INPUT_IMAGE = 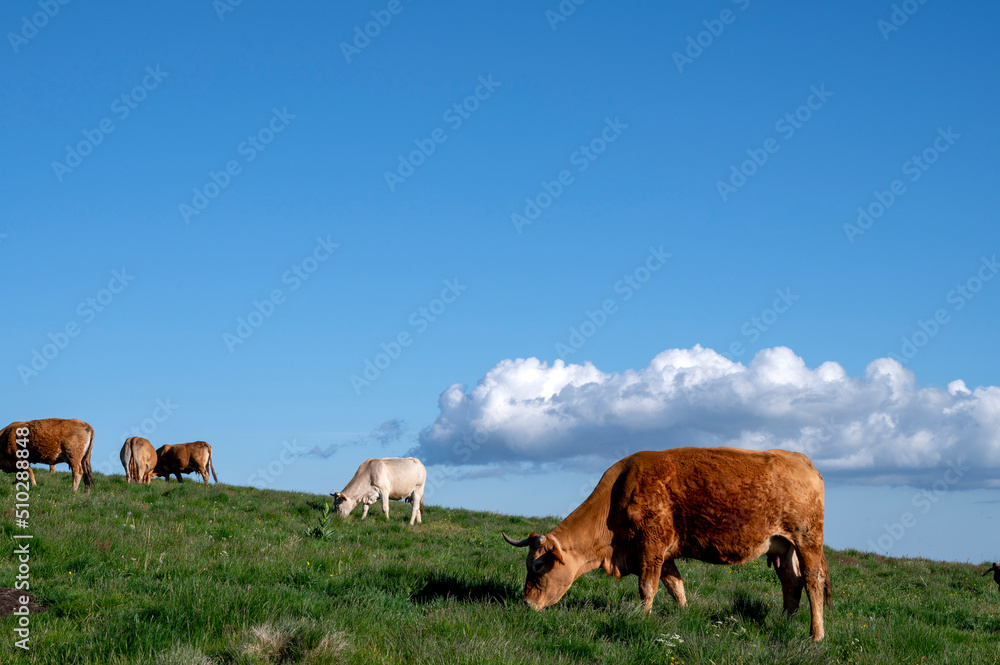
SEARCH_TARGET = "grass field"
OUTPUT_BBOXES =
[1,470,999,664]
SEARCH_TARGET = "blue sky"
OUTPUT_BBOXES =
[3,1,999,563]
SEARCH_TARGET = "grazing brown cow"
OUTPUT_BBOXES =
[153,441,218,485]
[983,563,1000,592]
[120,437,157,484]
[504,447,831,641]
[0,418,95,492]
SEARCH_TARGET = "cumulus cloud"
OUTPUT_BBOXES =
[413,346,1000,487]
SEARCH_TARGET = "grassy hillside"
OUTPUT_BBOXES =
[1,471,999,664]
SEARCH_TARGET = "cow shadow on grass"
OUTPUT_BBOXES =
[411,574,519,605]
[710,590,771,628]
[560,595,618,612]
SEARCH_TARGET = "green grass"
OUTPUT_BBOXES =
[2,471,1000,664]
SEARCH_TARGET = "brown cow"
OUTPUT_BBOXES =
[154,441,218,485]
[983,563,1000,592]
[503,447,831,641]
[0,418,95,492]
[120,437,157,484]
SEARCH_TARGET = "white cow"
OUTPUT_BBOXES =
[331,457,426,525]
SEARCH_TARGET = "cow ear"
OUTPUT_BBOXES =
[544,535,566,565]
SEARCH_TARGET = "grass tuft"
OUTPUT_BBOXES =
[153,644,217,665]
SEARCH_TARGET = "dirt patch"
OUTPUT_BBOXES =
[0,589,47,619]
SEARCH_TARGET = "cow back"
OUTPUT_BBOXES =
[343,457,426,501]
[606,448,823,565]
[1,418,93,466]
[156,441,210,474]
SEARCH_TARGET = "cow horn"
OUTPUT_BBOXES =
[502,532,534,547]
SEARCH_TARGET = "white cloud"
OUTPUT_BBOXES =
[414,346,1000,487]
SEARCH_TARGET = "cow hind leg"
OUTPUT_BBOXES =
[660,559,687,607]
[768,537,805,615]
[777,557,805,615]
[796,545,828,642]
[409,489,423,525]
[70,462,84,492]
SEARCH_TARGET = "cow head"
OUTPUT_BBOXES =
[330,491,356,515]
[503,531,574,610]
[152,445,171,476]
[331,491,374,516]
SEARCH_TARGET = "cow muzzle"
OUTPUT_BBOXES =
[522,585,552,611]
[524,591,561,611]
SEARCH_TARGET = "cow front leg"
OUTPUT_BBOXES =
[361,502,370,519]
[639,554,666,613]
[27,467,37,487]
[175,473,183,483]
[660,559,687,607]
[382,493,390,520]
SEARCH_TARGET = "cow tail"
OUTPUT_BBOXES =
[82,425,95,492]
[820,550,832,606]
[128,442,139,483]
[209,448,218,483]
